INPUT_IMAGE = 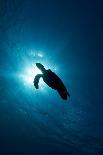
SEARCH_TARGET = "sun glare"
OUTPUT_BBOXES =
[19,66,43,87]
[18,50,58,90]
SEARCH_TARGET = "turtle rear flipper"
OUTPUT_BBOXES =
[57,88,69,100]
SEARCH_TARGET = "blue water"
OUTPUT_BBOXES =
[0,0,103,154]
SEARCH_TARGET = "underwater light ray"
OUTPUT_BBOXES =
[17,50,58,91]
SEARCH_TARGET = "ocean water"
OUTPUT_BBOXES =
[0,0,103,154]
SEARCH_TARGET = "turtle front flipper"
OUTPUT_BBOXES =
[33,74,43,89]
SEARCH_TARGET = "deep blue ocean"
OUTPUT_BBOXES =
[0,0,103,154]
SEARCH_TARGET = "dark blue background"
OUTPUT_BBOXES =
[0,0,103,154]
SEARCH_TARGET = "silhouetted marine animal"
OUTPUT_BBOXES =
[33,63,70,100]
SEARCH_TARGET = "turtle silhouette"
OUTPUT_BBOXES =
[33,63,70,100]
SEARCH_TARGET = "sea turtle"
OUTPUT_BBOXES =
[33,63,70,100]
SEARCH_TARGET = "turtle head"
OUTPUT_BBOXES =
[36,63,46,73]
